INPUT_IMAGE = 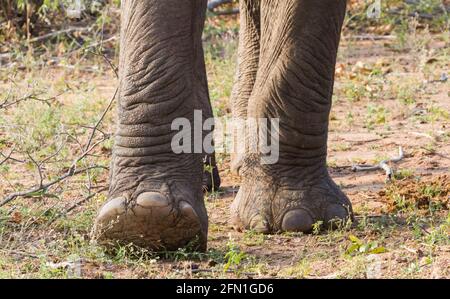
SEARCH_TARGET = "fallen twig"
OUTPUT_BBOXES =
[351,146,405,181]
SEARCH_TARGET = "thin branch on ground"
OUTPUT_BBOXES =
[83,43,119,152]
[0,91,64,110]
[0,165,108,208]
[351,146,405,181]
[39,138,68,165]
[83,87,117,154]
[78,125,110,140]
[28,26,92,43]
[0,146,15,166]
[47,186,108,225]
[88,46,119,78]
[0,81,118,208]
[26,151,44,188]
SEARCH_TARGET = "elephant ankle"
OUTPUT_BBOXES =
[240,153,329,185]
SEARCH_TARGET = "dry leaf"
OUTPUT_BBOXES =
[11,211,22,224]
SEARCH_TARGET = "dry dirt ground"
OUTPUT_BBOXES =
[0,25,449,278]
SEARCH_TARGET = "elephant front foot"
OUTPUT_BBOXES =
[231,166,353,234]
[93,182,207,251]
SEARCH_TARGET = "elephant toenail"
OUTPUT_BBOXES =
[281,209,314,233]
[97,197,126,220]
[179,201,198,220]
[134,192,172,217]
[325,204,349,227]
[249,215,269,233]
[136,192,169,208]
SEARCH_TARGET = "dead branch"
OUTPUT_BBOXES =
[0,27,118,212]
[26,151,44,187]
[67,188,108,214]
[89,46,119,78]
[83,44,118,152]
[47,186,108,225]
[0,91,64,110]
[0,86,118,208]
[0,147,15,166]
[0,165,108,208]
[28,26,92,43]
[0,152,23,164]
[351,146,405,181]
[83,88,117,154]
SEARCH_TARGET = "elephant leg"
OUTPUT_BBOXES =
[231,0,353,233]
[93,0,209,251]
[230,0,261,174]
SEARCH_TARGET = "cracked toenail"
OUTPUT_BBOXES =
[282,209,314,233]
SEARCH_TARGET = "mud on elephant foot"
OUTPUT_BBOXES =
[231,162,353,234]
[92,181,208,252]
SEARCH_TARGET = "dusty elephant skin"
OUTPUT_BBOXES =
[92,0,212,251]
[93,0,353,251]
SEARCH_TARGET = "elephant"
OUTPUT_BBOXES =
[92,0,353,252]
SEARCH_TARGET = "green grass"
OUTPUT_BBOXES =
[365,104,389,130]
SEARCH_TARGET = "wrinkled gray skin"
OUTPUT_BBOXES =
[93,0,353,252]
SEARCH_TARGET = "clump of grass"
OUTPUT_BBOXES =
[365,104,388,130]
[343,81,367,102]
[381,175,449,213]
[242,230,266,246]
[393,169,415,180]
[345,234,387,256]
[279,259,311,278]
[388,79,419,105]
[223,238,247,274]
